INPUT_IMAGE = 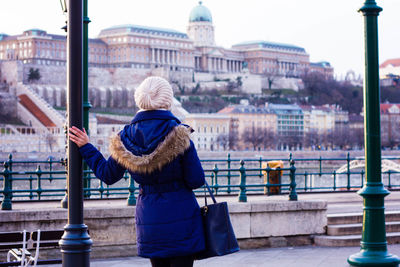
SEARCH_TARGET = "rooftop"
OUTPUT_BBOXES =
[99,24,188,39]
[232,40,306,53]
[218,104,272,114]
[381,103,400,114]
[380,58,400,68]
[310,61,332,68]
[189,1,213,23]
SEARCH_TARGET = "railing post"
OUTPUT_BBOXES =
[36,165,42,200]
[227,153,231,194]
[348,0,399,265]
[213,164,219,195]
[265,163,271,195]
[1,162,12,210]
[106,184,110,197]
[29,175,34,200]
[319,156,322,176]
[333,171,337,191]
[48,157,53,183]
[61,158,68,209]
[127,173,136,206]
[289,159,297,201]
[7,154,13,200]
[238,160,247,202]
[99,182,104,199]
[304,171,308,192]
[347,152,351,190]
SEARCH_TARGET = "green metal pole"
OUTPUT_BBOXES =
[83,0,92,198]
[348,1,400,266]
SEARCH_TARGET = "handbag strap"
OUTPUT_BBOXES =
[203,181,217,205]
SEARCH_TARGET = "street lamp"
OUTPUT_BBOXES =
[59,0,67,32]
[59,0,67,13]
[348,0,400,266]
[58,0,92,266]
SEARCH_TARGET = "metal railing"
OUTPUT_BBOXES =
[1,153,400,210]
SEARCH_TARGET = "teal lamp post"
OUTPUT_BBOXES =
[348,0,400,266]
[59,0,92,200]
[82,0,92,198]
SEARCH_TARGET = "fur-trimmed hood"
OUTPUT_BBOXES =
[109,110,192,174]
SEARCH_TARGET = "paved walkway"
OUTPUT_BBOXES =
[41,245,400,267]
[9,191,400,266]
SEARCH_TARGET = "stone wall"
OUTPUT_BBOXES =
[0,61,23,85]
[0,92,17,118]
[0,199,327,259]
[23,63,66,85]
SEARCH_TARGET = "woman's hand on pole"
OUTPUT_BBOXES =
[69,126,89,148]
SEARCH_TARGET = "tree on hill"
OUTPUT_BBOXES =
[300,71,363,114]
[28,68,41,82]
[263,68,280,90]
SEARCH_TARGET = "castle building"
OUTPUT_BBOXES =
[0,1,332,85]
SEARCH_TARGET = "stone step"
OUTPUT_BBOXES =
[327,221,400,236]
[314,232,400,247]
[328,211,400,225]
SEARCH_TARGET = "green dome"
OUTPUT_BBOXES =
[189,1,212,22]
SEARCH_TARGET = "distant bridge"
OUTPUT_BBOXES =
[335,158,400,174]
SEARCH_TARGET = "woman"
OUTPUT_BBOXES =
[69,76,205,267]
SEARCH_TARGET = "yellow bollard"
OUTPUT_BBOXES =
[262,161,283,195]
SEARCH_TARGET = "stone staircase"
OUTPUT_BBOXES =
[15,83,65,128]
[314,211,400,246]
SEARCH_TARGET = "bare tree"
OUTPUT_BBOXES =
[351,127,364,149]
[242,126,265,150]
[263,64,280,90]
[330,125,352,150]
[304,129,324,150]
[262,128,276,150]
[228,130,239,151]
[216,133,229,150]
[45,133,57,152]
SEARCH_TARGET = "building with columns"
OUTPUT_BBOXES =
[0,1,332,87]
[97,25,195,73]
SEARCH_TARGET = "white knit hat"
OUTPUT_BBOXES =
[134,76,174,110]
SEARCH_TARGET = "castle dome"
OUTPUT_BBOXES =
[189,1,212,22]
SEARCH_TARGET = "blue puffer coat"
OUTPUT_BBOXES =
[79,110,206,258]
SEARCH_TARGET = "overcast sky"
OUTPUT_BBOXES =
[1,0,399,78]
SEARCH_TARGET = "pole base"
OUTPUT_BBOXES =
[59,224,92,267]
[348,250,400,266]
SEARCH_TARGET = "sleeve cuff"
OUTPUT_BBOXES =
[79,143,96,155]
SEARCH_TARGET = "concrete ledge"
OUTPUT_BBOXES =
[0,200,327,259]
[228,200,327,239]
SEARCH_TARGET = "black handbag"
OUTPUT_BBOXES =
[196,181,240,259]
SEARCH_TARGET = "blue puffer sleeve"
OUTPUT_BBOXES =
[79,143,126,185]
[182,140,205,189]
